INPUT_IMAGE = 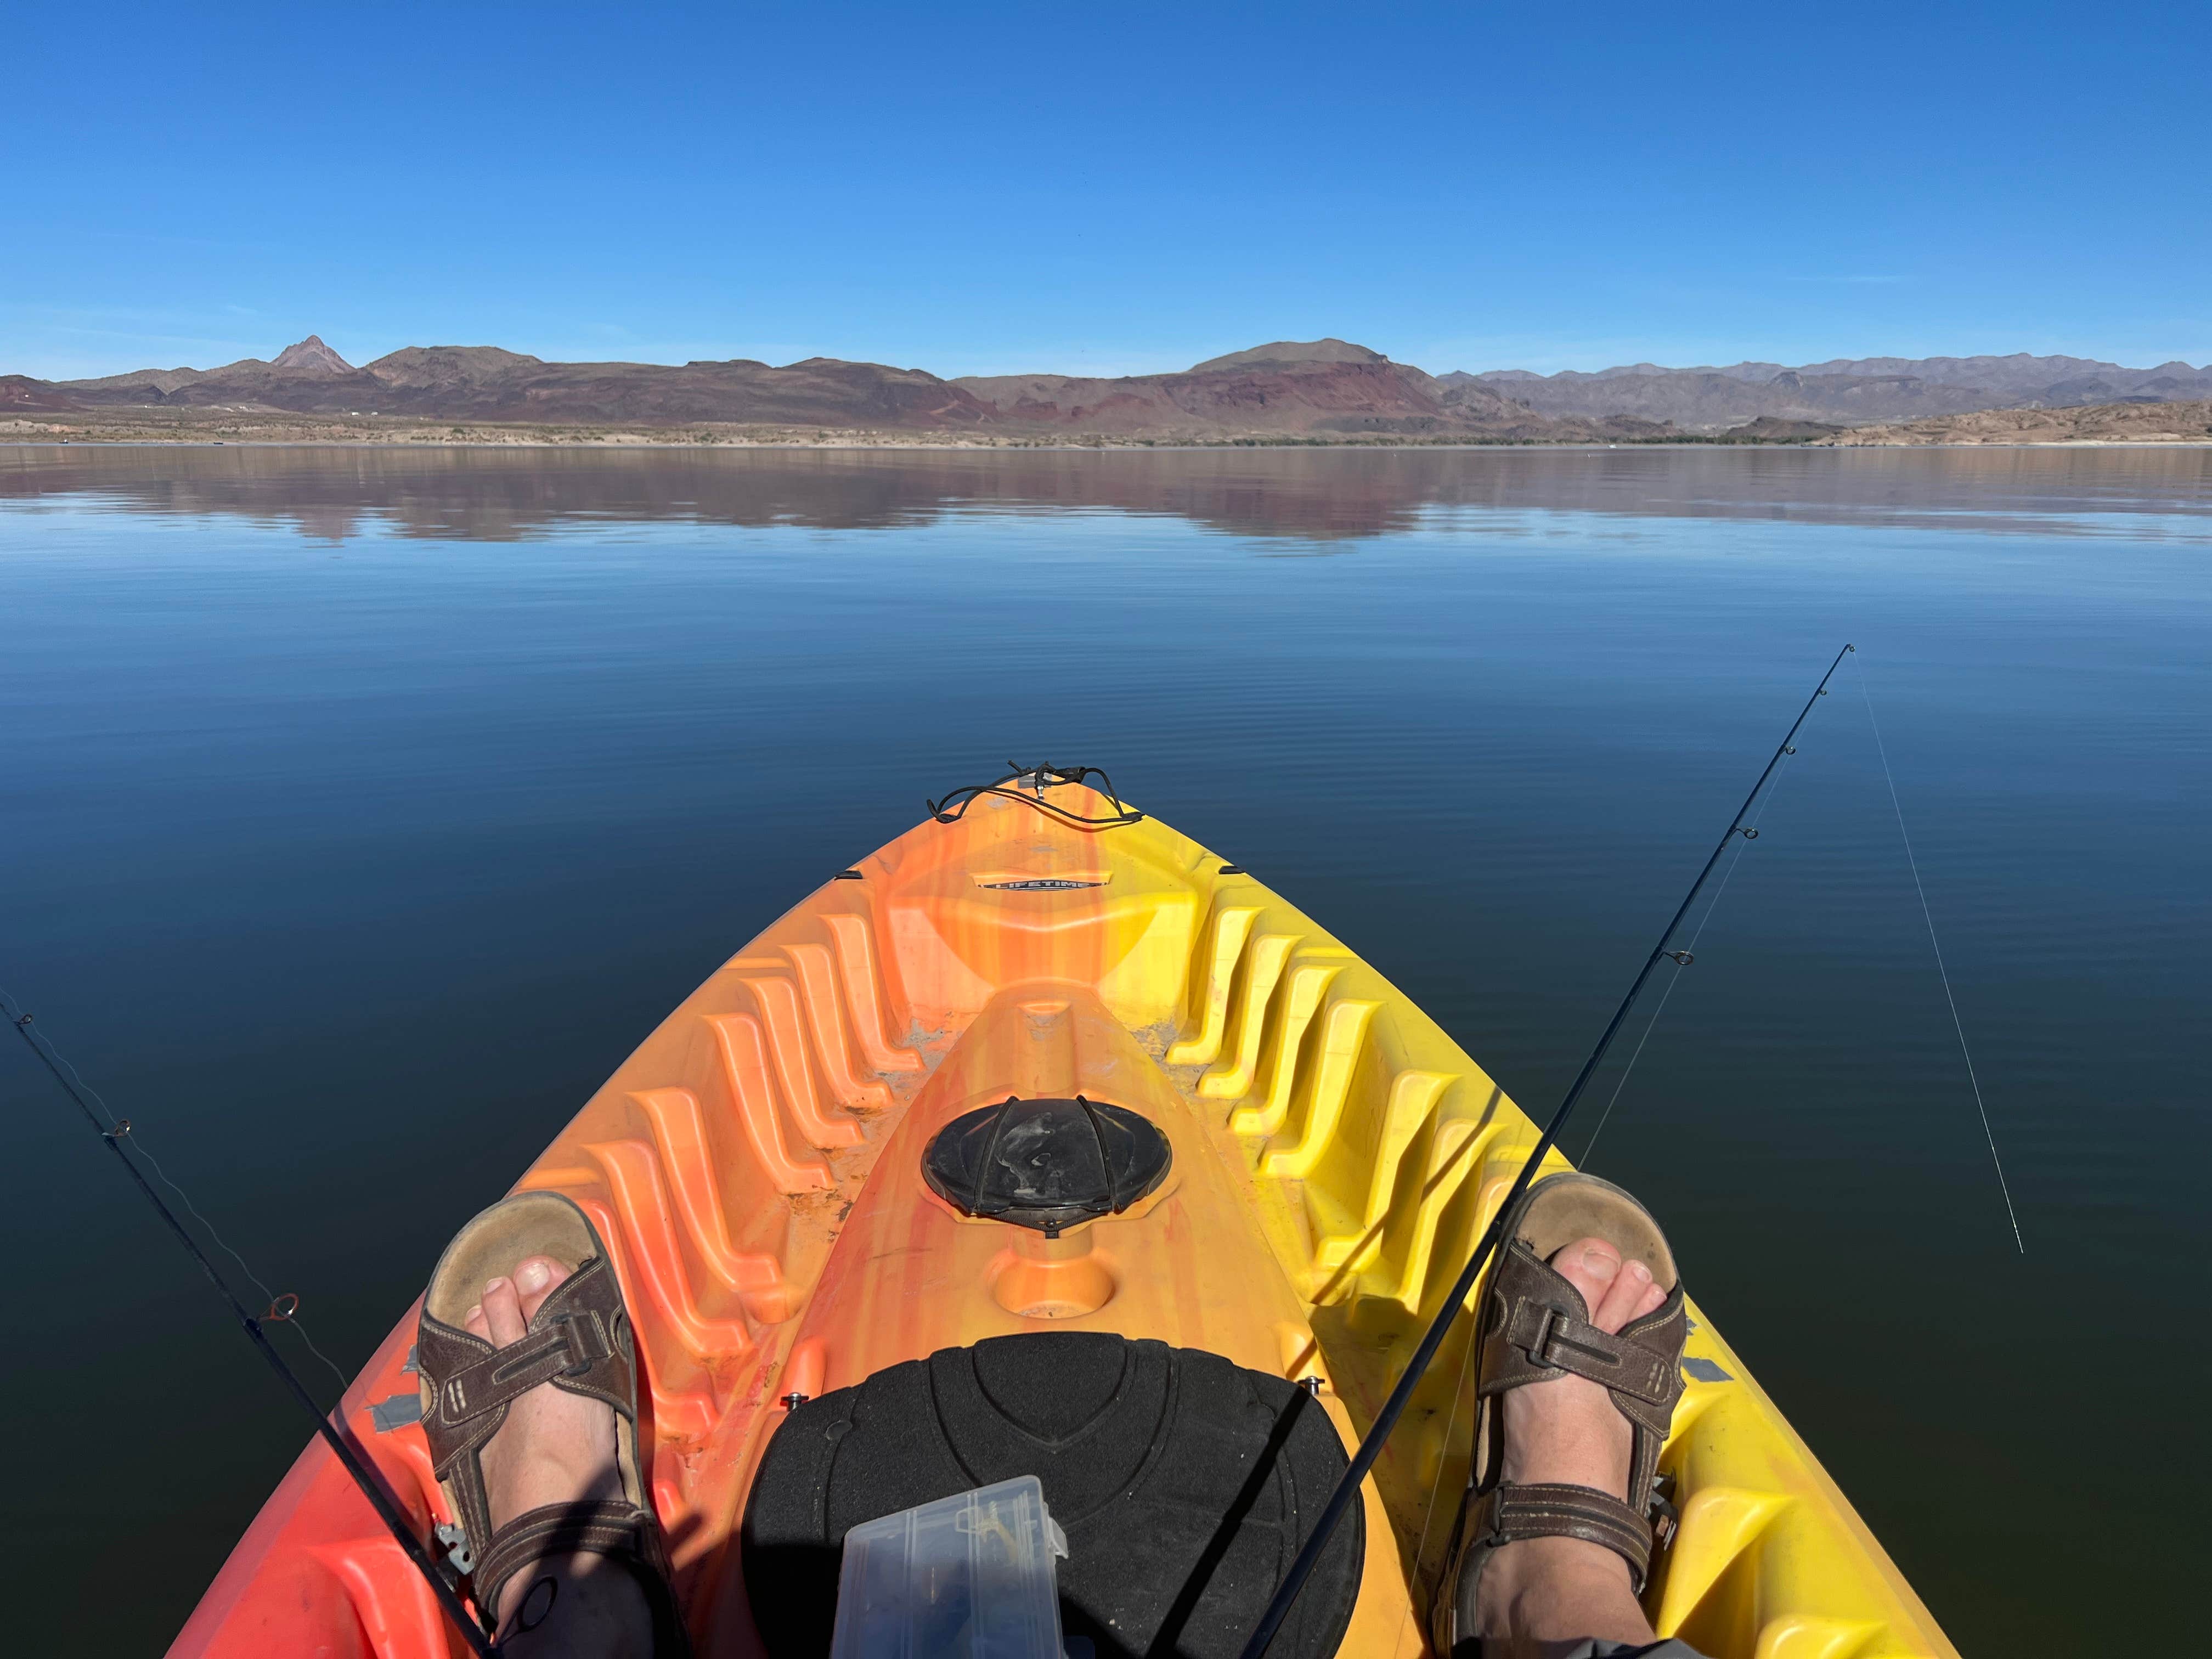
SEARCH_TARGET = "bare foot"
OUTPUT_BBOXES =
[464,1255,652,1654]
[1477,1235,1669,1658]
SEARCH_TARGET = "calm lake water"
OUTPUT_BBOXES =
[3,444,2207,1654]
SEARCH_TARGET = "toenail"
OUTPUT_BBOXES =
[515,1260,551,1293]
[466,1305,482,1324]
[1626,1260,1651,1284]
[484,1277,508,1296]
[1581,1244,1619,1278]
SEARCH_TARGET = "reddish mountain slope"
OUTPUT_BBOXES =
[29,334,1623,438]
[52,340,1001,429]
[270,335,356,375]
[2,375,82,412]
[956,340,1552,437]
[26,335,2212,439]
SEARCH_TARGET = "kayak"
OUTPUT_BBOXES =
[173,773,1957,1658]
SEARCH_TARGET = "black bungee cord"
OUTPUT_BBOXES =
[927,761,1145,827]
[1234,643,1855,1659]
[4,991,500,1657]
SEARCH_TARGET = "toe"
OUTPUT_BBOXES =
[464,1303,488,1340]
[1593,1256,1667,1332]
[1548,1237,1623,1318]
[511,1255,572,1323]
[481,1276,527,1345]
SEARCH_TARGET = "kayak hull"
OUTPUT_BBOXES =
[173,782,1957,1658]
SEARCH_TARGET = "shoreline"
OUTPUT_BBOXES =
[7,435,2210,453]
[8,400,2211,453]
[0,416,1787,451]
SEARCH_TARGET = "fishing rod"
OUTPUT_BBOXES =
[1236,642,1855,1659]
[4,994,501,1657]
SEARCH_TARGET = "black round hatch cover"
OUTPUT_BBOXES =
[923,1095,1171,1235]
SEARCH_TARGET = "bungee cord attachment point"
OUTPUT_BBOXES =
[927,761,1145,828]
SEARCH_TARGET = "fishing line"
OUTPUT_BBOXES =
[1235,644,1855,1659]
[1578,742,1799,1165]
[0,989,353,1393]
[3,985,500,1656]
[1854,658,2025,1254]
[1406,1295,1482,1618]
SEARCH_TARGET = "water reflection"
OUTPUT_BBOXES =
[2,442,2209,1656]
[4,442,2209,543]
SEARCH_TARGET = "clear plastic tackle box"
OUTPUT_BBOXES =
[830,1475,1071,1659]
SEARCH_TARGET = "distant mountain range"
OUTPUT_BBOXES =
[14,336,2210,439]
[28,336,1624,440]
[1445,354,2212,428]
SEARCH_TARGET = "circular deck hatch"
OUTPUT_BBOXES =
[923,1095,1170,1235]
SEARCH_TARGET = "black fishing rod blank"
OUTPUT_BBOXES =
[1235,643,1855,1659]
[5,997,500,1657]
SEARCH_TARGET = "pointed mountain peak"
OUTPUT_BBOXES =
[272,335,355,375]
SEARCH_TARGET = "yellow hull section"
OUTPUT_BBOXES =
[174,783,1956,1659]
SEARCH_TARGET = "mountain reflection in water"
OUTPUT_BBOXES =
[5,442,2211,544]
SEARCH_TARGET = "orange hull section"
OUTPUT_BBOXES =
[173,782,1955,1659]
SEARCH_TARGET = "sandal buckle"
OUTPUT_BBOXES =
[555,1312,611,1376]
[1521,1304,1559,1368]
[435,1520,476,1576]
[1650,1472,1680,1552]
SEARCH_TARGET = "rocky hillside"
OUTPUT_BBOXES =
[951,340,1607,439]
[53,337,1001,430]
[25,336,1657,441]
[1816,398,2212,446]
[1448,353,2212,432]
[17,336,2210,442]
[2,375,80,413]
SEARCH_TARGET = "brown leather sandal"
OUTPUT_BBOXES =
[1431,1172,1688,1657]
[416,1190,689,1652]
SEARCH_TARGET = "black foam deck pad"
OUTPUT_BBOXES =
[741,1332,1362,1659]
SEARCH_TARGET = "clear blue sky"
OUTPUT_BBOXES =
[7,1,2205,381]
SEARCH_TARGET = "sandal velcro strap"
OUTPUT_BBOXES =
[1480,1240,1688,1444]
[419,1252,636,1481]
[1471,1480,1655,1591]
[431,1307,617,1430]
[1505,1294,1681,1407]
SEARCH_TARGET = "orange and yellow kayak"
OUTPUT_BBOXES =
[174,776,1957,1658]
